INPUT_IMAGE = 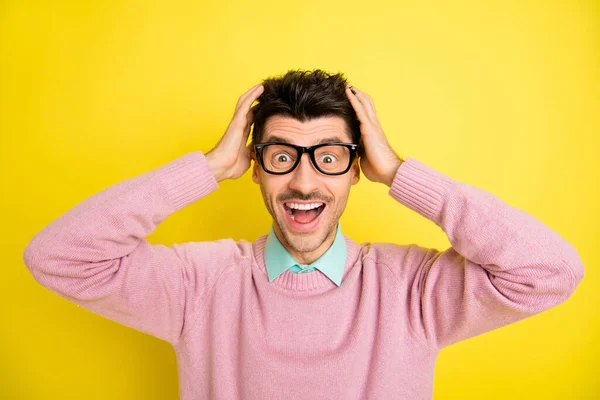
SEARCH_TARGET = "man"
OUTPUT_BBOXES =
[23,69,584,399]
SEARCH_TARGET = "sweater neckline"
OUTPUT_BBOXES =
[252,233,362,291]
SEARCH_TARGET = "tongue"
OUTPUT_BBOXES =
[293,208,320,224]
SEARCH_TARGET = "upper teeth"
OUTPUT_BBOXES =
[286,202,323,210]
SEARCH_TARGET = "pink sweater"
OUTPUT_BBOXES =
[23,151,584,399]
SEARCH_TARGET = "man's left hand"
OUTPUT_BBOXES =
[345,84,404,187]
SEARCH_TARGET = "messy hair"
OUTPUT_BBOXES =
[251,69,361,145]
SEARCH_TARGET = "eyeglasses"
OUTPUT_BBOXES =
[254,142,359,175]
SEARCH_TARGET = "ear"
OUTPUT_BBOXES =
[251,151,261,184]
[350,158,360,185]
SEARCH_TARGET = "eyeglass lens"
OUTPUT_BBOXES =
[262,144,351,174]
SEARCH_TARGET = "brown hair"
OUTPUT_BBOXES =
[251,69,361,145]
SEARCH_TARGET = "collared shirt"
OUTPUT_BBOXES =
[25,150,585,399]
[263,221,347,286]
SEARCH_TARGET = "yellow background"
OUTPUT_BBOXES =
[2,0,598,398]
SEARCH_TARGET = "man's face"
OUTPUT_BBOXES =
[251,115,360,257]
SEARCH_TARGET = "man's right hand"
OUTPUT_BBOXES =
[205,83,264,182]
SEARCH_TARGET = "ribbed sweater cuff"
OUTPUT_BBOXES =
[388,157,452,225]
[154,151,219,212]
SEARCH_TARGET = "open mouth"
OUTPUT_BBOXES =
[283,202,326,226]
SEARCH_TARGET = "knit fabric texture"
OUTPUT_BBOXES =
[23,151,585,399]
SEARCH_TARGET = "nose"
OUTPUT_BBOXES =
[287,152,321,194]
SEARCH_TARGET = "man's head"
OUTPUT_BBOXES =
[250,69,361,263]
[251,69,361,145]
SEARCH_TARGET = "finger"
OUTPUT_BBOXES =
[234,86,263,127]
[242,104,259,135]
[358,87,375,109]
[349,85,373,107]
[242,114,252,140]
[235,84,264,114]
[345,85,369,122]
[230,99,259,147]
[235,83,261,111]
[349,86,376,119]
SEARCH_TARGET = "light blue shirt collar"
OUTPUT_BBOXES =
[264,221,347,287]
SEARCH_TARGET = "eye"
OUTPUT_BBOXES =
[273,153,292,163]
[319,154,337,164]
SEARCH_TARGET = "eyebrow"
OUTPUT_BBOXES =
[263,135,347,145]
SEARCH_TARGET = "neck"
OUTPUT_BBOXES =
[274,223,337,265]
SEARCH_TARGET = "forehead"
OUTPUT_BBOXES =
[262,115,352,145]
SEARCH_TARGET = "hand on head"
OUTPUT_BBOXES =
[205,81,403,187]
[344,84,404,187]
[206,83,264,182]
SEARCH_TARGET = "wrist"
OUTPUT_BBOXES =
[384,158,404,188]
[205,151,228,183]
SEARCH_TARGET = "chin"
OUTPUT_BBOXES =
[276,214,334,253]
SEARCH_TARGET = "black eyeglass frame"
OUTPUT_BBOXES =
[253,142,359,176]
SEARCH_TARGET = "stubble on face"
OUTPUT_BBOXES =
[259,182,351,258]
[252,115,359,264]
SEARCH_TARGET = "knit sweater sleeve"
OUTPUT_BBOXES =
[388,158,585,351]
[22,151,230,347]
